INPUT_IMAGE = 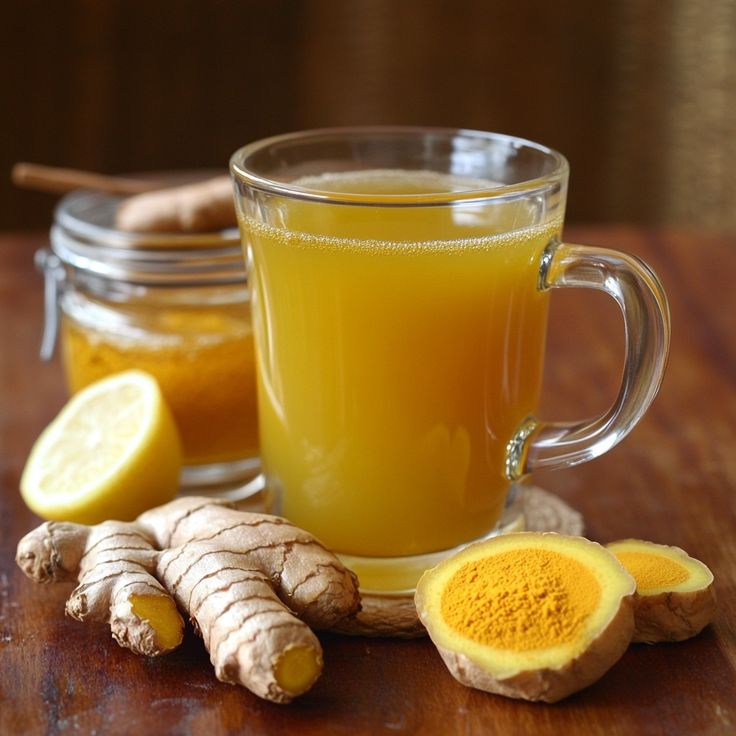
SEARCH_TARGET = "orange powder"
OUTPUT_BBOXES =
[440,548,602,651]
[612,551,689,592]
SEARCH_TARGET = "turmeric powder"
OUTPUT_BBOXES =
[611,550,688,592]
[607,539,716,643]
[440,549,601,651]
[415,532,636,702]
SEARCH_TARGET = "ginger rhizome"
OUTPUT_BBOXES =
[415,532,637,703]
[115,176,236,233]
[12,162,237,234]
[16,496,361,703]
[607,539,716,644]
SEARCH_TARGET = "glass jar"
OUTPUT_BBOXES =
[37,189,261,495]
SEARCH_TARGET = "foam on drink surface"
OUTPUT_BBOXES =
[244,169,559,255]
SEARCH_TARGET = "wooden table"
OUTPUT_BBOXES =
[1,227,734,735]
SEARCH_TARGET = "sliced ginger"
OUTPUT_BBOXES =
[607,539,716,644]
[16,496,361,703]
[415,532,636,703]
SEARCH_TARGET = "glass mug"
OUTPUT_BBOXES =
[230,127,670,594]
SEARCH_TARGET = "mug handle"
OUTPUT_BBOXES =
[505,238,671,479]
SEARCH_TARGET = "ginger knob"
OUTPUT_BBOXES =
[114,175,236,233]
[415,532,637,703]
[607,539,716,644]
[16,496,362,703]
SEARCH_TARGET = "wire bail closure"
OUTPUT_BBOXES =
[35,248,65,361]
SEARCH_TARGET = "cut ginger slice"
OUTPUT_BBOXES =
[607,539,716,644]
[415,532,637,703]
[129,594,184,652]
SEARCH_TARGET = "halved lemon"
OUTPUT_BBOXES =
[20,370,182,524]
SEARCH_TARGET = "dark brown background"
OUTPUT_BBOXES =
[3,0,736,231]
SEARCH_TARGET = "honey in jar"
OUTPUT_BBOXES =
[38,189,259,491]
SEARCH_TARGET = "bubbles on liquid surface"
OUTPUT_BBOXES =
[244,168,560,255]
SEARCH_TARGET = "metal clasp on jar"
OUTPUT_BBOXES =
[35,248,66,360]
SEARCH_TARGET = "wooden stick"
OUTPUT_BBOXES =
[11,162,161,196]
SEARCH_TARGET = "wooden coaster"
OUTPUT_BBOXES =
[333,485,584,638]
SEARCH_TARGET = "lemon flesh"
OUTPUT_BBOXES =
[21,370,182,524]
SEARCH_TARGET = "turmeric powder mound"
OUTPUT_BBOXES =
[607,539,716,643]
[416,532,636,703]
[611,550,688,592]
[440,549,601,651]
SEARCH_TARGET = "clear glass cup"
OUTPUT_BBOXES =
[230,127,670,593]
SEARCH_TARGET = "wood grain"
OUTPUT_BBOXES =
[1,227,734,735]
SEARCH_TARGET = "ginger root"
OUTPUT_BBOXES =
[607,539,716,644]
[114,175,236,233]
[16,496,361,703]
[12,162,237,235]
[415,532,636,703]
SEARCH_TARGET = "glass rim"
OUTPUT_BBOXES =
[229,126,569,207]
[50,192,246,285]
[55,189,241,250]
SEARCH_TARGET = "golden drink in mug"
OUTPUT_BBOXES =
[231,129,670,592]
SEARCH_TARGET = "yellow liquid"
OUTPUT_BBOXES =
[243,170,560,557]
[62,306,259,466]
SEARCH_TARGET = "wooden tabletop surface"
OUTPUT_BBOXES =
[1,226,734,735]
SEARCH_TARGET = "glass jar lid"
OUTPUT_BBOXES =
[50,190,246,285]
